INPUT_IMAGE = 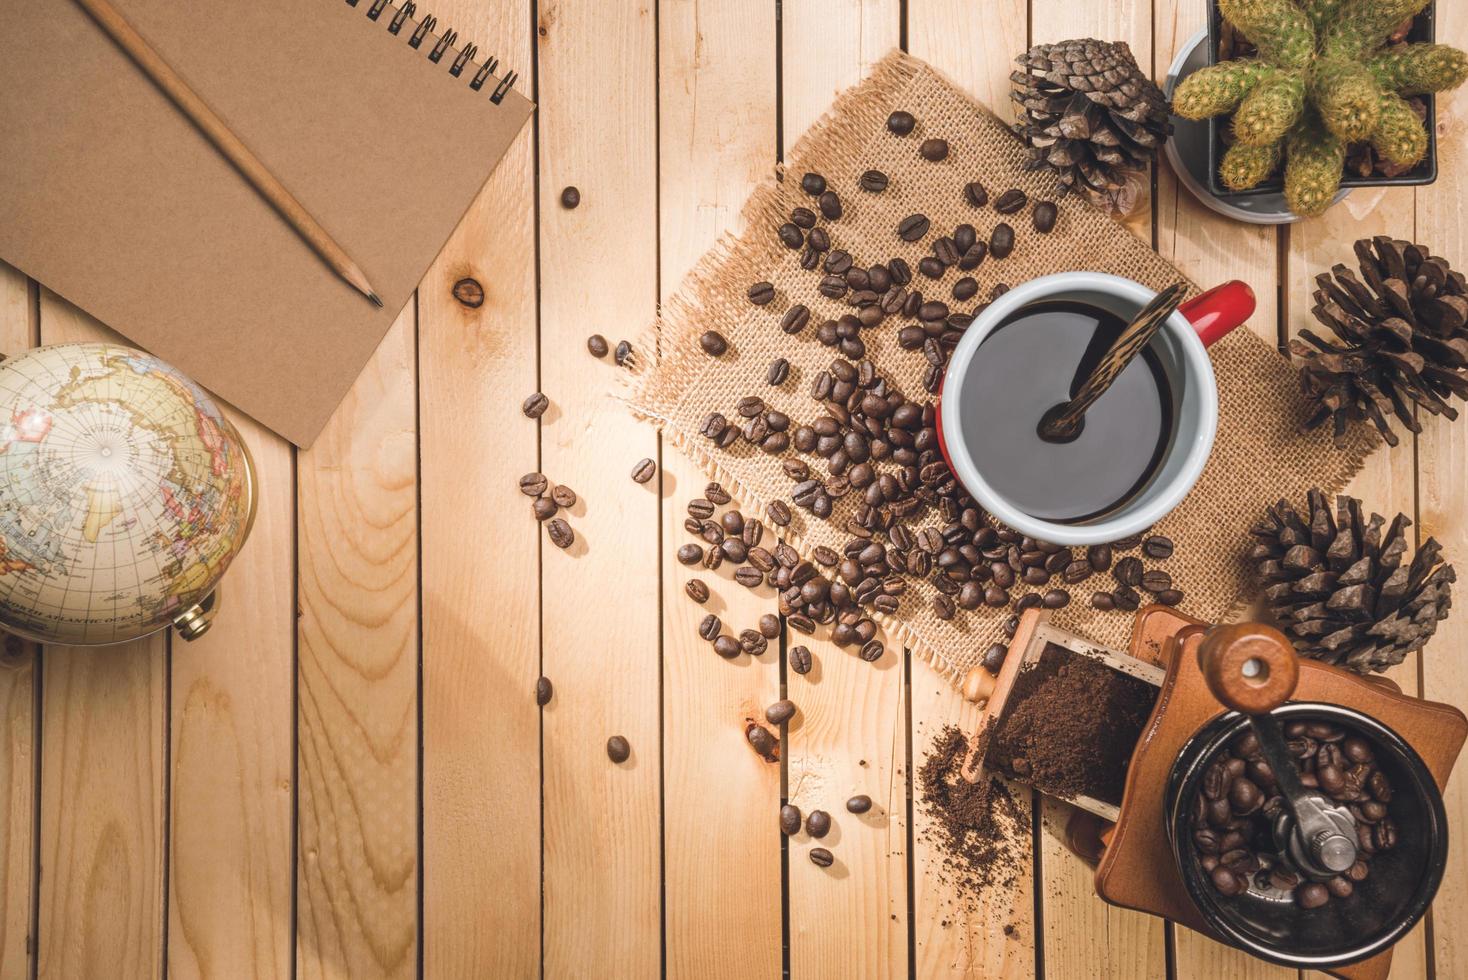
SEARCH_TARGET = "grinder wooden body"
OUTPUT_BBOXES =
[974,605,1468,979]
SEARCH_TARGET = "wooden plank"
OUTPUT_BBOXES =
[166,406,294,980]
[778,3,909,976]
[0,261,37,979]
[417,1,540,976]
[1287,189,1425,980]
[658,2,783,977]
[904,7,1037,975]
[1023,0,1167,975]
[34,291,167,979]
[537,0,662,976]
[295,309,418,980]
[1414,3,1468,974]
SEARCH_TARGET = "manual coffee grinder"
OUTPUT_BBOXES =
[974,605,1466,979]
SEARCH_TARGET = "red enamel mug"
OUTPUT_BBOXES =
[936,274,1255,546]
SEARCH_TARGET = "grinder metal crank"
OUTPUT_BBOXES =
[968,605,1467,978]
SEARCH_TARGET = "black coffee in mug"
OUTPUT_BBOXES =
[964,300,1177,523]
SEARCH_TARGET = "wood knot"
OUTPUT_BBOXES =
[452,277,485,309]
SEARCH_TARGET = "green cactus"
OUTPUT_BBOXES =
[1173,0,1466,216]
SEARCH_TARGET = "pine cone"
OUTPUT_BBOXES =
[1292,236,1468,447]
[1250,489,1455,674]
[1010,39,1172,202]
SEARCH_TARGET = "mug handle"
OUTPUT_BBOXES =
[1179,279,1255,348]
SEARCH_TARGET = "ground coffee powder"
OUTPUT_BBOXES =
[918,725,1028,901]
[984,643,1156,805]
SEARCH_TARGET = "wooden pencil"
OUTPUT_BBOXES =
[74,0,384,307]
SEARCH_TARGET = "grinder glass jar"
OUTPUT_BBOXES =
[1166,704,1447,970]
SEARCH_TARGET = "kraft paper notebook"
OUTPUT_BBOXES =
[0,0,534,447]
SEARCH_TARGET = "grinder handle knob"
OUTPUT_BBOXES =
[1197,623,1300,716]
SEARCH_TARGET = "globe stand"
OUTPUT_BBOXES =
[172,590,220,641]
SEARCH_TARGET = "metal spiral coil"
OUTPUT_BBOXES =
[346,1,520,101]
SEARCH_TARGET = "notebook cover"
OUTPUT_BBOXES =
[0,0,533,447]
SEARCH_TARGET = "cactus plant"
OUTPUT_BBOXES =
[1173,0,1468,216]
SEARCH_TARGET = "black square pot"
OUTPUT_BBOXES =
[1205,3,1438,198]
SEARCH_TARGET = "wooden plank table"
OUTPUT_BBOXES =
[2,1,1466,976]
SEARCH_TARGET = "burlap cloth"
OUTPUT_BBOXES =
[624,50,1376,684]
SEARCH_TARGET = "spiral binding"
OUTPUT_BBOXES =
[346,0,519,104]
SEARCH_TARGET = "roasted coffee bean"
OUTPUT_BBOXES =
[806,810,832,838]
[698,614,722,642]
[1114,556,1144,586]
[818,190,842,220]
[1143,535,1175,559]
[846,795,873,814]
[919,137,949,161]
[800,172,827,196]
[1229,777,1262,814]
[918,256,944,279]
[677,543,703,565]
[919,300,950,322]
[713,634,741,659]
[606,735,631,763]
[888,257,912,284]
[688,498,715,520]
[535,676,553,706]
[519,471,548,497]
[809,847,834,868]
[1343,737,1374,764]
[789,206,817,229]
[631,458,657,484]
[747,723,778,758]
[994,188,1027,213]
[1042,588,1070,609]
[757,614,781,640]
[958,243,986,270]
[614,339,633,366]
[817,274,848,299]
[933,237,960,266]
[721,538,748,564]
[1062,560,1093,584]
[521,391,550,418]
[980,642,1007,674]
[748,281,776,305]
[1032,201,1058,233]
[1113,584,1141,610]
[1087,544,1113,571]
[933,594,956,620]
[1156,589,1184,606]
[765,699,796,725]
[1210,866,1246,897]
[859,639,884,662]
[700,330,729,356]
[546,518,574,549]
[789,644,813,674]
[735,566,764,588]
[1112,532,1144,550]
[556,185,581,209]
[898,213,931,241]
[963,181,989,208]
[700,412,728,439]
[1374,818,1399,850]
[859,168,889,193]
[780,804,802,835]
[1141,569,1172,593]
[685,578,710,604]
[1296,882,1329,909]
[826,249,853,274]
[953,222,977,253]
[781,304,812,334]
[742,518,764,547]
[1091,591,1116,611]
[550,485,577,509]
[768,501,792,526]
[989,222,1015,258]
[587,334,609,357]
[778,222,803,249]
[952,276,978,301]
[886,110,916,135]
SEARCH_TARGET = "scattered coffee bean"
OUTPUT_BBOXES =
[607,735,630,763]
[859,169,889,193]
[587,334,609,357]
[734,566,764,588]
[990,222,1015,259]
[631,458,657,484]
[614,340,633,366]
[778,223,803,249]
[740,630,768,656]
[521,392,549,418]
[1297,883,1329,909]
[747,723,779,760]
[704,482,732,505]
[1141,569,1172,593]
[699,330,729,356]
[963,181,989,207]
[918,256,944,279]
[886,110,916,135]
[685,579,710,603]
[806,810,832,838]
[1042,588,1070,609]
[809,847,834,868]
[764,357,791,387]
[519,472,548,497]
[698,614,721,641]
[452,277,484,308]
[790,206,817,228]
[550,485,576,509]
[933,594,956,620]
[781,304,811,334]
[952,277,978,301]
[818,190,842,220]
[1091,592,1116,611]
[1156,589,1184,606]
[789,644,813,674]
[1143,535,1175,559]
[766,699,796,725]
[994,188,1027,214]
[800,172,827,196]
[714,635,741,659]
[1087,544,1113,571]
[846,795,873,814]
[748,281,776,306]
[1114,556,1144,587]
[545,518,574,549]
[532,497,558,521]
[859,639,884,662]
[1032,200,1058,233]
[919,138,949,161]
[780,804,802,835]
[755,614,779,640]
[535,676,553,706]
[981,642,1007,674]
[898,213,930,241]
[768,501,792,526]
[677,543,703,566]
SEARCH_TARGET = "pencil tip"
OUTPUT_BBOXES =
[368,292,384,308]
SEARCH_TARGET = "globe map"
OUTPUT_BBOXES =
[0,343,254,645]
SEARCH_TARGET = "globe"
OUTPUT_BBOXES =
[0,343,255,645]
